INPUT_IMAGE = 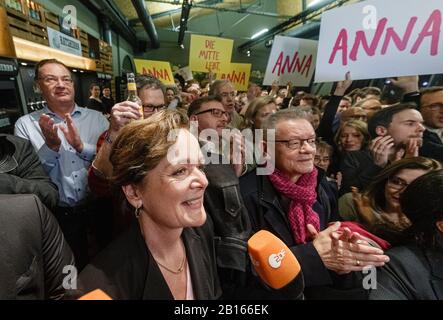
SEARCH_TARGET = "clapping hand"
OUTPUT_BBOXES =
[39,113,84,153]
[308,222,389,274]
[369,135,395,167]
[39,113,61,152]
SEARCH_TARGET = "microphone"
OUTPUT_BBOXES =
[78,289,112,300]
[248,230,304,297]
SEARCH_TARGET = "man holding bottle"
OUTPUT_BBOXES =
[91,74,166,180]
[87,74,167,238]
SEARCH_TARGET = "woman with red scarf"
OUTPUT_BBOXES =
[239,109,390,299]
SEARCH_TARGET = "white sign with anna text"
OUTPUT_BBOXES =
[263,36,317,87]
[315,0,443,82]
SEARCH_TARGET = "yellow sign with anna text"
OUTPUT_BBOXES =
[216,63,251,91]
[134,59,175,85]
[189,35,233,73]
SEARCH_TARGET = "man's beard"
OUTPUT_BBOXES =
[398,137,423,148]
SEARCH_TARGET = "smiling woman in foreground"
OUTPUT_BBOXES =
[79,109,221,300]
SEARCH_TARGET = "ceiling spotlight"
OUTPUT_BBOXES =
[251,28,269,39]
[246,50,251,57]
[308,0,325,8]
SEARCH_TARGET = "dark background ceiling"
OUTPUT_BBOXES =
[81,0,359,53]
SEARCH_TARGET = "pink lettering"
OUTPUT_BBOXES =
[411,9,441,56]
[328,28,348,65]
[350,18,387,61]
[328,10,441,64]
[381,17,417,54]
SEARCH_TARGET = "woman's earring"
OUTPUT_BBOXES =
[134,205,141,219]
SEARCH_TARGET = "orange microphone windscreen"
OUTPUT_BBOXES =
[248,230,301,289]
[78,289,112,300]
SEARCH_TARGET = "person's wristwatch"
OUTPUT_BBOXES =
[104,131,113,144]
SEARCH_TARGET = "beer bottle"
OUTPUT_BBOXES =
[126,73,143,119]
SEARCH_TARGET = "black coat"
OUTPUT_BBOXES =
[240,168,366,299]
[86,98,105,114]
[339,131,443,196]
[402,91,443,162]
[0,194,74,299]
[202,161,253,299]
[370,245,443,300]
[420,129,443,163]
[101,96,115,114]
[339,149,383,196]
[0,134,59,209]
[79,220,222,300]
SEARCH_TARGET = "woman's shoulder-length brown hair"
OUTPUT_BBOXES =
[110,109,189,187]
[364,156,442,212]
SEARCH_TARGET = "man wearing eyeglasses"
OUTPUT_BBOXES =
[188,96,253,299]
[188,96,229,137]
[14,59,109,269]
[209,80,244,129]
[90,74,166,181]
[419,87,443,162]
[239,109,389,299]
[86,74,166,238]
[188,95,247,177]
[388,77,443,163]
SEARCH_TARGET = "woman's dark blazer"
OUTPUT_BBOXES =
[79,219,222,300]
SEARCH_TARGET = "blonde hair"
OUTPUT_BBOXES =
[334,119,370,151]
[242,95,276,130]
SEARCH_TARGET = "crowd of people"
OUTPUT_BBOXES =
[1,57,443,300]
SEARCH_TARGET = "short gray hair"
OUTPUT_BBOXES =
[261,109,312,140]
[209,79,232,96]
[135,74,165,94]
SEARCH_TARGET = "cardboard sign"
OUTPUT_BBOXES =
[177,66,193,81]
[134,59,175,85]
[216,63,251,91]
[315,0,443,82]
[189,35,233,73]
[263,36,317,87]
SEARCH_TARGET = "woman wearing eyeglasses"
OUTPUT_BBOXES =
[338,156,441,245]
[369,169,443,300]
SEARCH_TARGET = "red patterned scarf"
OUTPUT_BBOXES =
[269,167,320,244]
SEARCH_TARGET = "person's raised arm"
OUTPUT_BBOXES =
[91,102,142,179]
[317,72,352,143]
